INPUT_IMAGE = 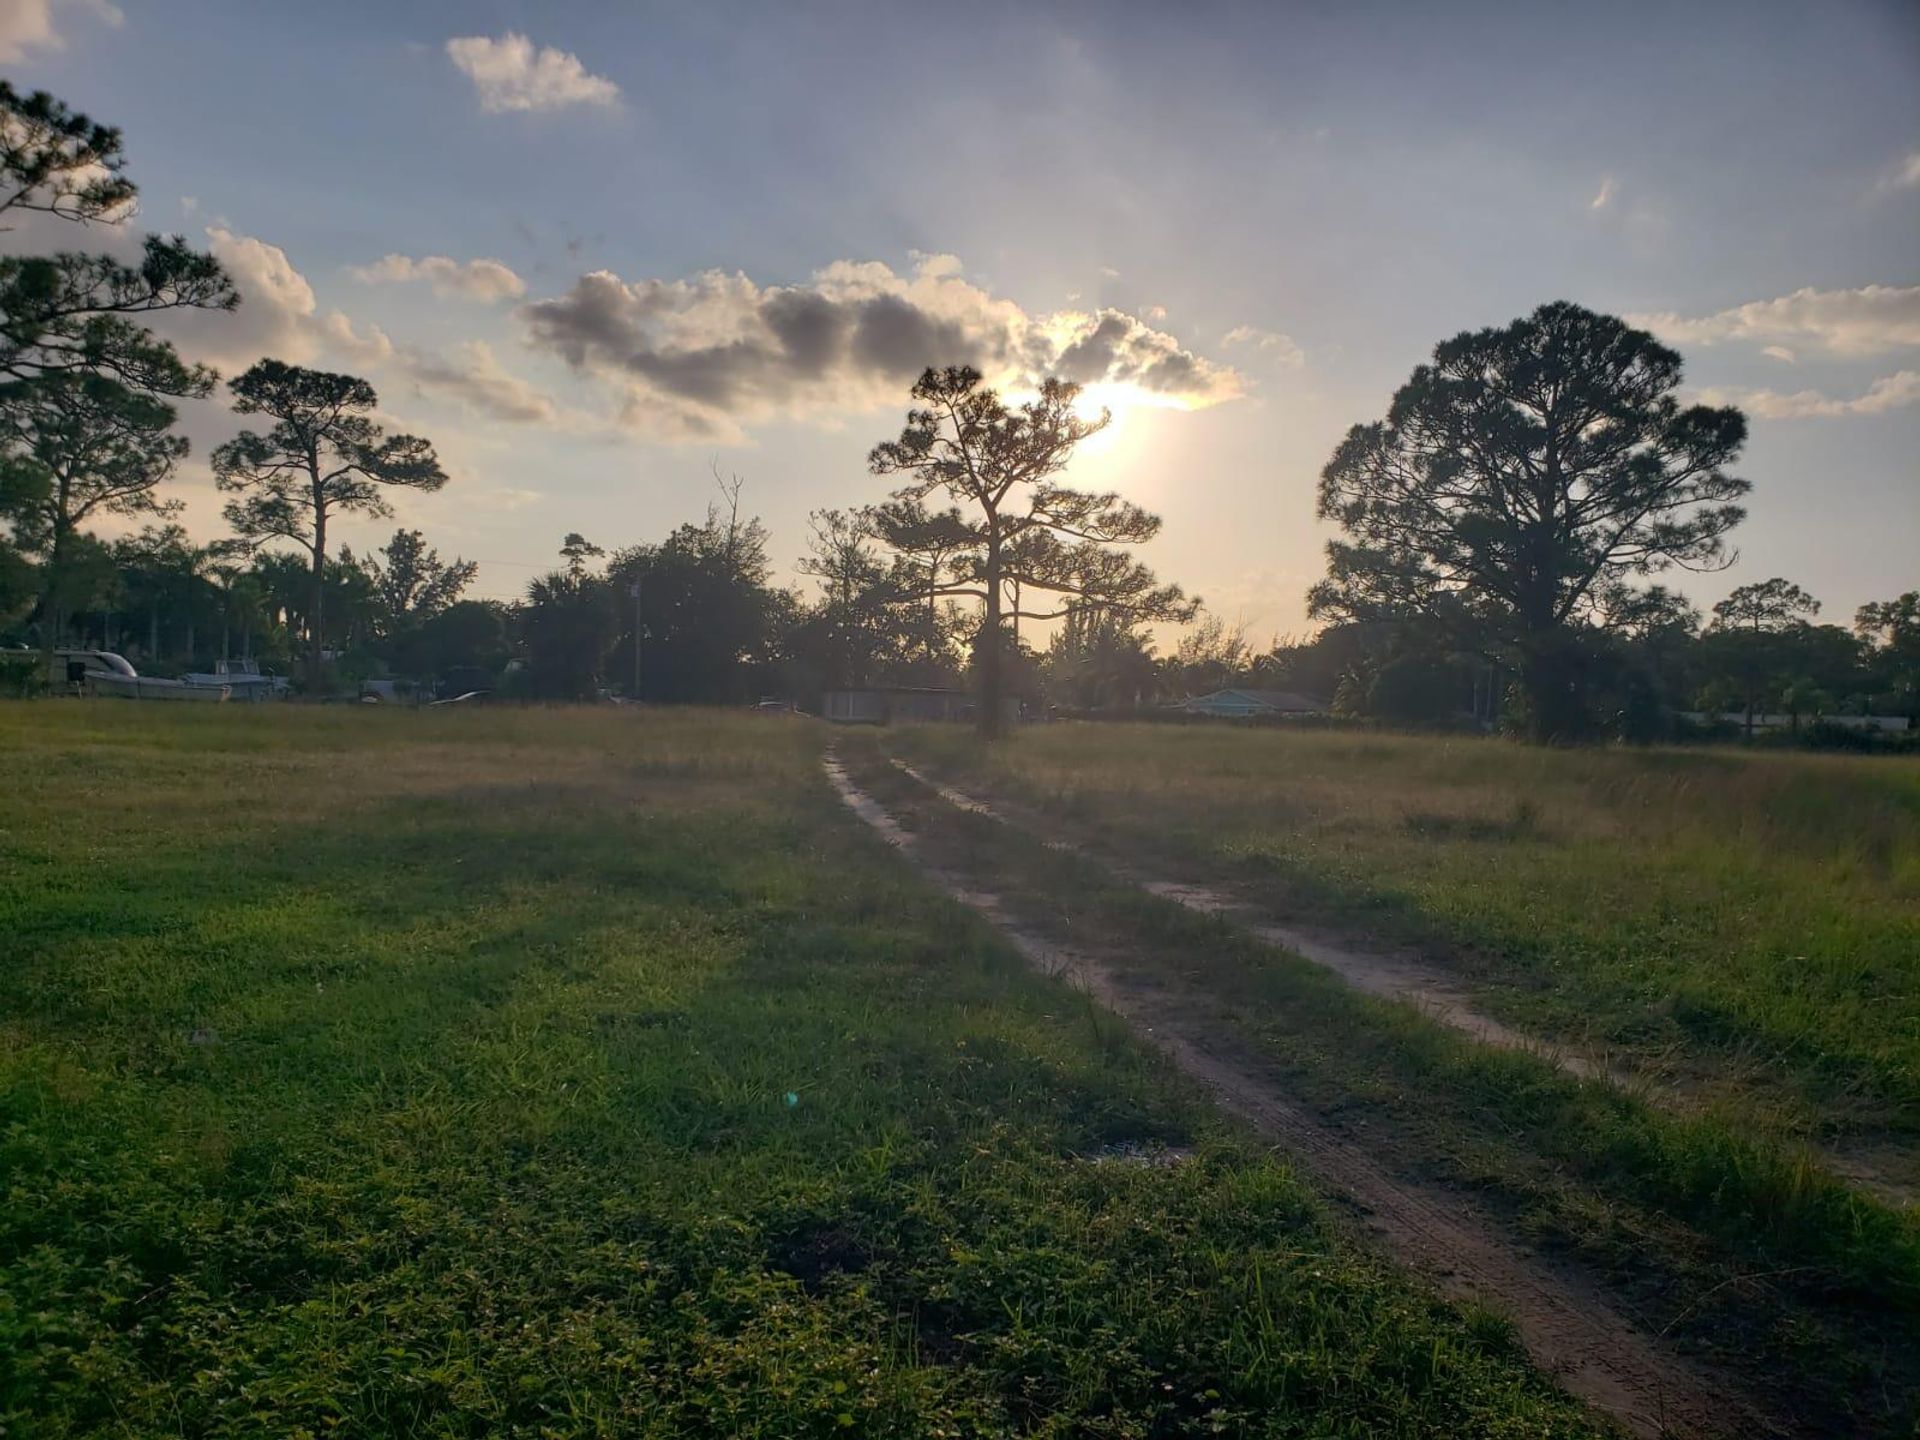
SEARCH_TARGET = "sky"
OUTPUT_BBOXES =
[3,0,1916,638]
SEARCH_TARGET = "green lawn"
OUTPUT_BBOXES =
[894,723,1920,1159]
[0,705,1604,1438]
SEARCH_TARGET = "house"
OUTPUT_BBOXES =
[821,686,1019,726]
[1171,688,1326,718]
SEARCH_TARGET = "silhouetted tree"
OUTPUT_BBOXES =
[524,535,616,700]
[213,361,447,689]
[0,83,234,398]
[1856,593,1920,719]
[1310,302,1748,741]
[869,366,1195,737]
[0,372,186,651]
[362,527,476,634]
[1711,577,1818,634]
[1705,577,1820,735]
[608,503,789,704]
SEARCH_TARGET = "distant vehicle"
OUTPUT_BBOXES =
[46,649,230,702]
[751,697,801,714]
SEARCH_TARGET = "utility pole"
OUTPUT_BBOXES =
[630,577,643,700]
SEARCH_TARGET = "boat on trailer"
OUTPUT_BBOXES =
[49,649,231,702]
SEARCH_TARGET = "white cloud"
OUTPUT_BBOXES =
[392,340,556,424]
[0,0,121,62]
[1697,370,1920,420]
[1590,176,1615,210]
[446,32,620,113]
[1630,285,1920,357]
[1222,324,1305,367]
[1880,151,1920,193]
[163,229,557,428]
[351,253,526,302]
[1760,345,1795,363]
[520,253,1244,442]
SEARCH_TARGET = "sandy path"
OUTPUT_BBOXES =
[888,759,1623,1084]
[889,758,1920,1215]
[825,751,1766,1440]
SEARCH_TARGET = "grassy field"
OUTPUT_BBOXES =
[893,723,1920,1170]
[849,729,1920,1435]
[0,705,1611,1438]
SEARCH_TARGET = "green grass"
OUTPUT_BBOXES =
[892,724,1920,1158]
[0,704,1607,1438]
[845,732,1920,1435]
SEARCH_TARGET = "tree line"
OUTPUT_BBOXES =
[0,80,1911,739]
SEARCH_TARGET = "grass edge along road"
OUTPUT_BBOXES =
[847,730,1920,1437]
[3,703,1613,1438]
[890,722,1920,1188]
[824,746,1759,1440]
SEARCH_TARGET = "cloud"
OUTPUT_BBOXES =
[1760,345,1795,363]
[163,230,556,428]
[519,254,1243,441]
[1590,176,1615,210]
[1696,370,1920,420]
[1878,151,1920,193]
[0,0,120,62]
[351,253,526,302]
[446,32,620,113]
[391,340,557,424]
[1222,324,1305,367]
[1630,285,1920,357]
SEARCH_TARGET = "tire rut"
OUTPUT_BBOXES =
[824,751,1768,1440]
[891,758,1920,1212]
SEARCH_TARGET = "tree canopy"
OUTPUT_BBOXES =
[1311,302,1748,739]
[868,366,1195,735]
[214,361,448,685]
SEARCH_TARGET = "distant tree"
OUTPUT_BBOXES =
[869,366,1196,737]
[1310,302,1748,741]
[524,535,616,700]
[363,527,477,633]
[1711,577,1818,634]
[608,500,790,704]
[0,372,186,651]
[559,531,604,580]
[1704,577,1824,735]
[213,361,447,689]
[1855,592,1920,719]
[0,82,235,399]
[398,599,511,692]
[1778,677,1833,735]
[1044,602,1159,710]
[1171,612,1253,696]
[792,506,924,690]
[861,496,974,675]
[111,523,202,665]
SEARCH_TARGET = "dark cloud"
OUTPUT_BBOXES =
[519,256,1243,440]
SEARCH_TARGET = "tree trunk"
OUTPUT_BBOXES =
[1518,639,1581,744]
[38,521,67,676]
[308,502,327,694]
[977,532,1005,740]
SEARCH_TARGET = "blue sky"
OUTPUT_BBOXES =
[6,0,1916,634]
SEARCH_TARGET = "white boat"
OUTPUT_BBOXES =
[183,659,291,702]
[50,649,230,702]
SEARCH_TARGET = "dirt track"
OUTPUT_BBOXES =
[825,749,1770,1440]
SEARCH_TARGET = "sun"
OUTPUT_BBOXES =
[1070,382,1137,458]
